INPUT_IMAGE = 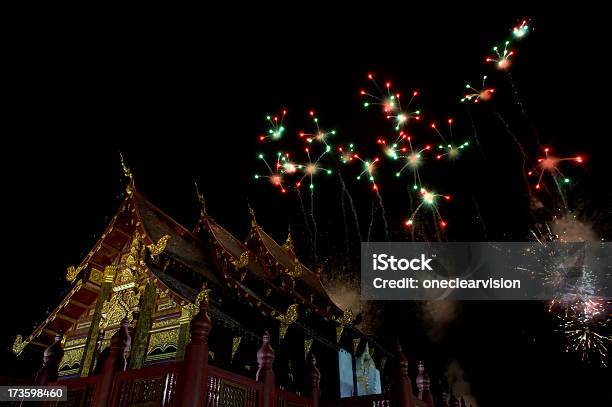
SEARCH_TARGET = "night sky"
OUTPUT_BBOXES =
[2,10,610,405]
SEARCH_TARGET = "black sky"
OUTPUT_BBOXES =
[1,10,610,405]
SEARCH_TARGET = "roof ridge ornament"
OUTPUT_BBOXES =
[66,263,86,282]
[119,152,135,195]
[12,334,27,356]
[282,224,294,253]
[147,235,171,258]
[248,204,258,227]
[194,182,207,218]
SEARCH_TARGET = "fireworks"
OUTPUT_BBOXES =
[485,41,514,70]
[528,147,584,190]
[299,111,336,147]
[512,19,530,39]
[354,154,381,191]
[259,110,287,142]
[338,144,357,164]
[361,73,421,131]
[254,152,292,193]
[381,134,432,191]
[295,146,333,190]
[405,187,451,229]
[558,304,610,367]
[430,119,470,161]
[461,75,495,103]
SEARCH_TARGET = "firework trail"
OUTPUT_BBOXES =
[295,188,314,253]
[339,181,350,256]
[464,105,485,157]
[367,198,376,243]
[491,108,531,192]
[375,187,391,242]
[472,197,489,240]
[338,171,363,242]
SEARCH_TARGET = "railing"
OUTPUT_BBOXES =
[276,388,313,407]
[207,365,263,407]
[34,301,426,407]
[323,393,393,407]
[47,375,98,407]
[109,361,181,406]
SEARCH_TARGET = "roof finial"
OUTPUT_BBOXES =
[119,152,134,195]
[248,204,257,227]
[194,181,206,217]
[283,224,294,252]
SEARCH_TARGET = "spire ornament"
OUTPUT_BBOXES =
[119,153,134,195]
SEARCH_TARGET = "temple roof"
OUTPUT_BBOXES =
[14,176,365,356]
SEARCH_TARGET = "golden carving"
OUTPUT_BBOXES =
[12,335,27,356]
[232,251,250,269]
[276,303,298,326]
[59,347,84,370]
[147,235,171,257]
[125,234,145,271]
[286,262,302,278]
[231,336,241,363]
[353,338,361,354]
[184,284,211,320]
[104,265,117,283]
[380,356,387,372]
[120,153,134,195]
[282,230,294,252]
[100,287,140,329]
[147,328,179,354]
[157,299,178,311]
[304,338,313,359]
[152,318,180,330]
[89,268,103,284]
[65,337,87,348]
[248,205,257,227]
[66,264,86,282]
[334,308,354,326]
[336,326,344,344]
[276,303,298,340]
[195,182,207,218]
[195,284,211,306]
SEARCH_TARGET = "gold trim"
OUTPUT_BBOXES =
[147,235,171,257]
[66,264,86,282]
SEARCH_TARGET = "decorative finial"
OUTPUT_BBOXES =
[194,182,206,217]
[248,204,257,227]
[12,335,26,356]
[119,152,134,195]
[66,264,86,282]
[282,224,294,252]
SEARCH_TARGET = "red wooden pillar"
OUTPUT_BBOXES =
[35,332,64,385]
[179,298,212,407]
[307,352,321,407]
[256,332,275,407]
[92,317,131,407]
[416,361,434,407]
[394,343,416,407]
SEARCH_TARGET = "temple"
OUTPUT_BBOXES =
[10,163,447,407]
